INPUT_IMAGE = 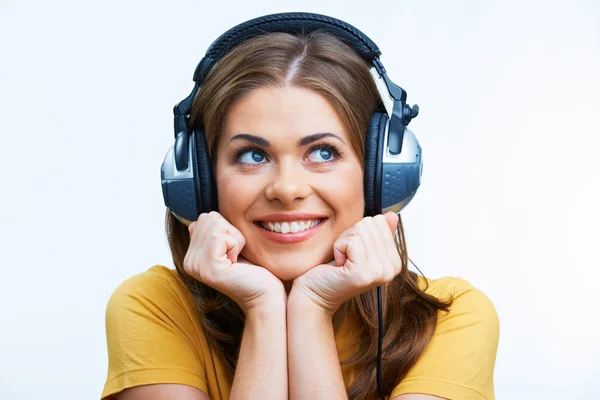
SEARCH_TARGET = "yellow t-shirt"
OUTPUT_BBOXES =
[101,265,499,400]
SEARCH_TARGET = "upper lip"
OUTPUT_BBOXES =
[254,213,328,222]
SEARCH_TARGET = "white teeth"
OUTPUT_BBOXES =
[290,221,299,233]
[260,219,322,234]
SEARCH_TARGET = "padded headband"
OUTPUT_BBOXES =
[193,12,382,83]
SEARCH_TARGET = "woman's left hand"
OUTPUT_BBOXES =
[291,212,402,316]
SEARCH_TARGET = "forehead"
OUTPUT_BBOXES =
[222,86,348,143]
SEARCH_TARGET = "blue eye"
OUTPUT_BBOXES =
[308,148,333,162]
[306,145,341,164]
[236,148,266,164]
[232,144,342,166]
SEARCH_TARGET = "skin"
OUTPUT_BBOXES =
[214,85,366,285]
[210,85,442,399]
[117,85,443,400]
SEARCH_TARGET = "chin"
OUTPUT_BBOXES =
[243,249,332,281]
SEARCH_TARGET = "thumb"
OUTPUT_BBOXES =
[222,234,242,264]
[333,236,350,266]
[384,212,399,234]
[210,233,241,265]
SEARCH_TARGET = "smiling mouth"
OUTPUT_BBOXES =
[254,218,327,234]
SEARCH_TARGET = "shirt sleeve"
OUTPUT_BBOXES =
[390,278,500,400]
[101,267,209,399]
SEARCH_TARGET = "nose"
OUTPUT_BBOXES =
[264,158,312,206]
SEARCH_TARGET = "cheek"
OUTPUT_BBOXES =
[322,165,365,218]
[215,171,260,222]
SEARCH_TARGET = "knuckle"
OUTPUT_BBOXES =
[357,234,366,246]
[209,211,224,222]
[352,271,374,288]
[198,266,212,283]
[349,235,362,248]
[373,214,385,223]
[208,231,222,241]
[357,218,370,227]
[212,217,228,229]
[206,234,224,252]
[374,215,387,229]
[383,270,395,282]
[183,256,199,278]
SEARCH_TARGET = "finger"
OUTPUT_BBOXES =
[384,212,399,235]
[371,214,396,247]
[190,212,209,243]
[198,212,228,247]
[375,214,402,277]
[365,215,390,271]
[187,214,209,261]
[333,237,349,266]
[188,221,197,234]
[197,212,219,245]
[222,220,246,250]
[363,216,396,283]
[223,233,243,263]
[185,213,223,279]
[207,233,240,265]
[353,218,380,264]
[333,218,374,266]
[205,212,246,251]
[334,234,368,267]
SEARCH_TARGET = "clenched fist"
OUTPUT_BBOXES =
[291,212,401,315]
[184,211,285,313]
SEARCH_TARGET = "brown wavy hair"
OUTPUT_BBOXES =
[166,31,453,399]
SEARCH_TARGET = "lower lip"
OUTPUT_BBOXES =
[254,220,327,244]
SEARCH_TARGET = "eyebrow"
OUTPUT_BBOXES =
[227,132,347,147]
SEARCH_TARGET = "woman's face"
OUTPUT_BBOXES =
[215,86,364,282]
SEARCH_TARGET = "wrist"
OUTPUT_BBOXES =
[244,290,287,317]
[288,285,336,319]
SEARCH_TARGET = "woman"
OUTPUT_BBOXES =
[101,14,499,400]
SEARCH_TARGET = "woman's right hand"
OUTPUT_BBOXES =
[183,211,285,313]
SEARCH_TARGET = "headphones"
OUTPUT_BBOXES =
[161,12,422,226]
[160,12,422,399]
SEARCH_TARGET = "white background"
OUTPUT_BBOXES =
[1,0,599,399]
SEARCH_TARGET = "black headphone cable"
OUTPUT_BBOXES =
[377,285,384,400]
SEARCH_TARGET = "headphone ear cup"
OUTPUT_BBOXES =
[363,112,387,217]
[193,126,218,214]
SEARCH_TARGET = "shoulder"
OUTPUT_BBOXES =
[108,265,196,313]
[103,266,210,399]
[106,264,201,336]
[109,265,188,302]
[419,275,500,356]
[390,275,500,399]
[106,265,202,338]
[420,275,499,330]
